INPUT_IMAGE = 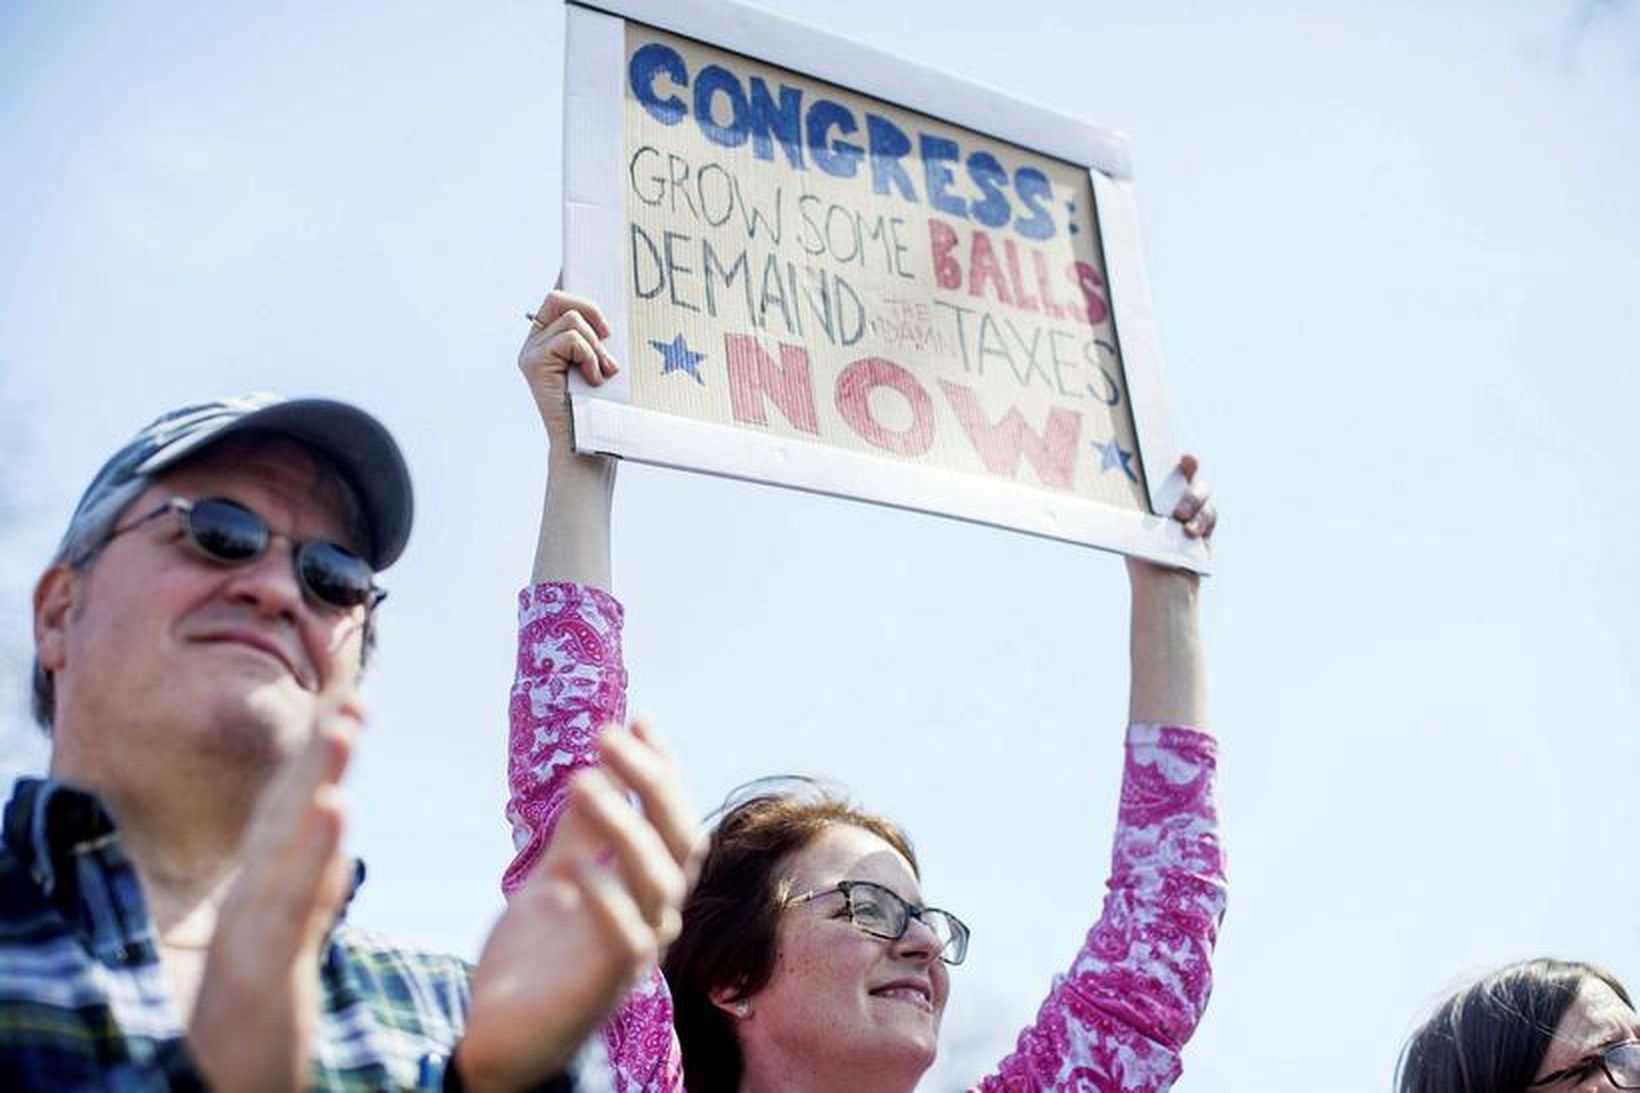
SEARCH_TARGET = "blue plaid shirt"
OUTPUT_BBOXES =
[0,777,604,1091]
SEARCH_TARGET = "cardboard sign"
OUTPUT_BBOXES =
[562,0,1208,571]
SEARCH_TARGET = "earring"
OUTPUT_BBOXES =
[734,1001,751,1018]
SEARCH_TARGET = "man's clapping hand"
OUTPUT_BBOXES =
[455,722,700,1092]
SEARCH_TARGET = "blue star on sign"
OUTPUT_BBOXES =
[650,333,706,385]
[1093,438,1139,483]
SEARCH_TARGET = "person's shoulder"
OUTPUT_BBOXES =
[0,838,29,889]
[0,839,57,939]
[330,923,473,1017]
[333,922,473,979]
[318,926,473,1083]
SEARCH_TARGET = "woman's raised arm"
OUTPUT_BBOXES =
[504,289,687,1091]
[1127,452,1213,729]
[978,455,1223,1092]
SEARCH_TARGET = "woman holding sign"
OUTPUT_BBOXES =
[503,289,1223,1091]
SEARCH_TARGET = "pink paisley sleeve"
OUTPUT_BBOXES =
[504,581,686,1093]
[974,723,1225,1093]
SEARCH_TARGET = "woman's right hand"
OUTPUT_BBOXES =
[517,289,619,449]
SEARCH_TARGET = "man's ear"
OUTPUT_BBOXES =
[33,564,78,673]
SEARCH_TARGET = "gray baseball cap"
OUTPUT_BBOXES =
[63,393,413,569]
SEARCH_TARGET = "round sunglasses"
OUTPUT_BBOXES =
[105,496,384,611]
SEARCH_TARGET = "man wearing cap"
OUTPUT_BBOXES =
[3,394,696,1090]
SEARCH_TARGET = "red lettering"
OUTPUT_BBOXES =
[835,357,935,456]
[1069,260,1110,325]
[930,222,1108,328]
[940,381,1082,490]
[1003,239,1040,315]
[725,334,819,433]
[928,218,961,290]
[1031,248,1069,320]
[967,231,1013,307]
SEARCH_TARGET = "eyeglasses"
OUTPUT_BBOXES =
[1528,1040,1640,1089]
[106,496,385,611]
[786,880,970,965]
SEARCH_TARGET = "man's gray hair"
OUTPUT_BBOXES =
[31,476,151,731]
[55,478,150,568]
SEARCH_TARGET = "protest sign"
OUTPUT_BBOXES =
[562,0,1208,571]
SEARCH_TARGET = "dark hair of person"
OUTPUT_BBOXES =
[1397,958,1634,1093]
[661,778,919,1093]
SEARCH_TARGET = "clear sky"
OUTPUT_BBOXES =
[2,2,1637,1089]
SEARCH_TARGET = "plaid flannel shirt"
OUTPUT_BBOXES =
[0,777,602,1092]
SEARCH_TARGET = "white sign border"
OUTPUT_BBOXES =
[562,0,1211,573]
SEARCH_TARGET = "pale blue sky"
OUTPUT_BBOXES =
[2,2,1637,1089]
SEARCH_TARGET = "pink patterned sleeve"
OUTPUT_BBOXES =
[974,724,1225,1093]
[505,581,685,1093]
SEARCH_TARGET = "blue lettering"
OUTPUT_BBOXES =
[694,64,750,147]
[629,40,1061,245]
[807,99,863,178]
[966,151,1010,228]
[748,77,805,169]
[1013,167,1055,240]
[629,42,687,126]
[867,115,917,201]
[920,133,966,217]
